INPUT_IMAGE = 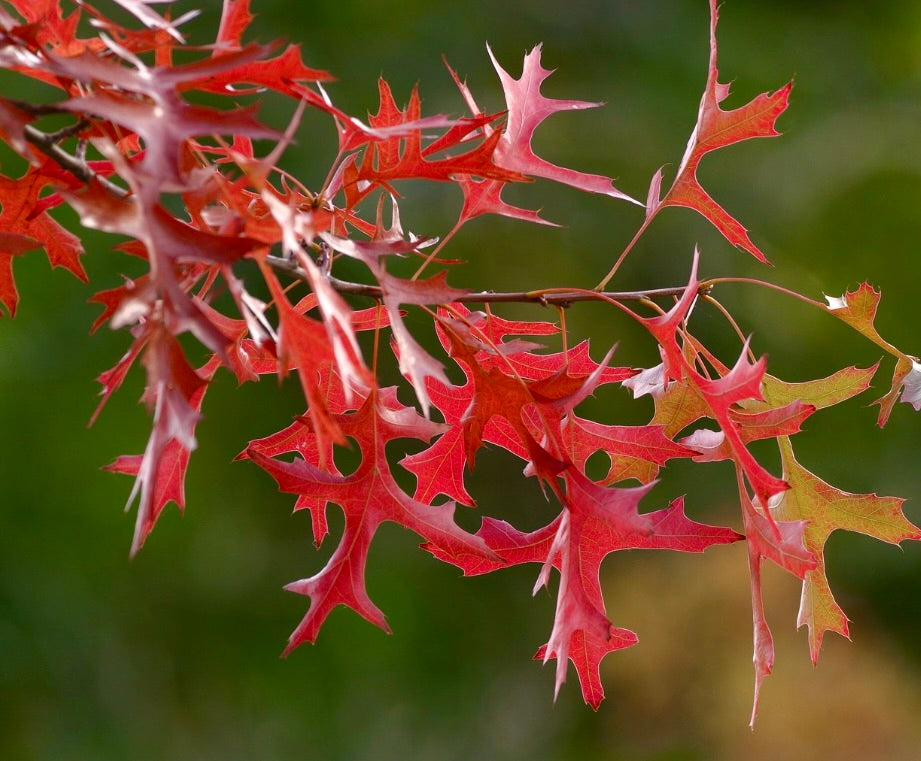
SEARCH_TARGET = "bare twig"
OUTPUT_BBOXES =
[263,254,710,306]
[24,123,130,198]
[44,118,90,143]
[5,99,71,116]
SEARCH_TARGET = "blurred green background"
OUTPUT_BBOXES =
[3,0,921,758]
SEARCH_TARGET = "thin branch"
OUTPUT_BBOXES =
[595,211,655,291]
[702,276,826,310]
[263,254,711,306]
[44,118,90,143]
[23,124,130,199]
[5,99,71,116]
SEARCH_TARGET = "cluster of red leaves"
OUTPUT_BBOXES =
[1,0,919,724]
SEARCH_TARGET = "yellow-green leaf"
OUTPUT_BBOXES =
[774,437,921,663]
[759,363,878,411]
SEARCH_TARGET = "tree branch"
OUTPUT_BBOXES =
[263,254,709,306]
[23,123,130,199]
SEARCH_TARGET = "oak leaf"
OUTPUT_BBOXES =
[430,471,741,708]
[824,284,919,425]
[739,478,814,726]
[247,390,496,652]
[773,437,921,663]
[350,79,521,200]
[488,44,636,203]
[0,168,85,316]
[650,0,791,261]
[536,471,741,707]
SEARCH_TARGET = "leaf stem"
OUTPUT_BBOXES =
[595,212,655,290]
[702,293,757,363]
[702,276,826,310]
[410,220,461,281]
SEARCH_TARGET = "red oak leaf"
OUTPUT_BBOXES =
[349,79,522,200]
[192,42,333,97]
[241,307,388,546]
[244,412,341,548]
[649,0,791,261]
[442,324,620,495]
[455,174,557,227]
[3,0,93,60]
[488,45,637,204]
[215,0,254,49]
[400,424,474,506]
[103,325,209,555]
[247,390,496,652]
[0,232,41,317]
[537,472,741,707]
[101,352,221,551]
[433,513,561,577]
[429,470,741,707]
[88,276,150,334]
[441,61,556,227]
[738,473,815,726]
[0,168,86,316]
[398,357,483,508]
[403,308,630,504]
[105,439,190,528]
[563,414,696,484]
[296,87,472,199]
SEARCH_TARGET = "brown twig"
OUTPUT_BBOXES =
[23,123,130,199]
[263,254,711,306]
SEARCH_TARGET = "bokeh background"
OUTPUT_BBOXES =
[3,0,921,758]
